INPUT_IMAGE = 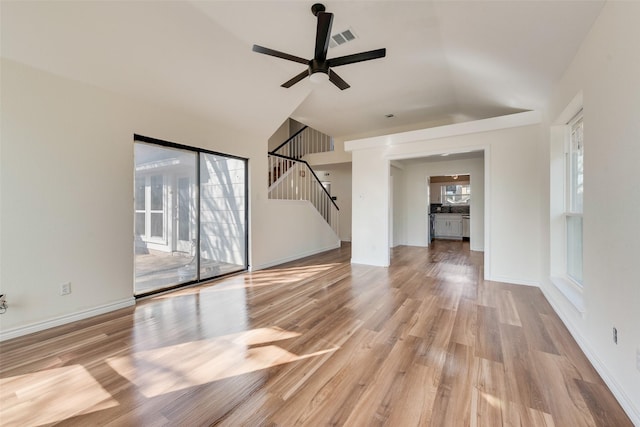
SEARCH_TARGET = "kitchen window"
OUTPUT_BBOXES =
[441,184,470,205]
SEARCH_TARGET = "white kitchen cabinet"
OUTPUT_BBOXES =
[434,214,463,239]
[462,216,470,238]
[429,183,441,203]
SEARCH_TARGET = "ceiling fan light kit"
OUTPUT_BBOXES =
[309,72,329,84]
[252,3,386,90]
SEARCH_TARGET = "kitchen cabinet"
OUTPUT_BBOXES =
[462,216,470,238]
[430,183,441,203]
[434,214,463,239]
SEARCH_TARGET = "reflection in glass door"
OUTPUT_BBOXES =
[134,136,248,296]
[176,176,192,254]
[134,143,197,294]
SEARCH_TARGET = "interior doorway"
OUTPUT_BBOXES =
[428,174,471,244]
[388,149,484,257]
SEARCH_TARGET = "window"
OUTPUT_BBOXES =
[550,93,584,314]
[135,174,167,243]
[566,111,583,285]
[441,184,470,205]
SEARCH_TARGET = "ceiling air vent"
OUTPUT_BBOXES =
[329,28,357,48]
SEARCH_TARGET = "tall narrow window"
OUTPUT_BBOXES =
[566,111,583,285]
[134,136,248,296]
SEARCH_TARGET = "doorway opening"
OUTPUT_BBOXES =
[428,174,471,243]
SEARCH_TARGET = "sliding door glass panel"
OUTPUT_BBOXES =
[200,153,247,280]
[134,143,197,294]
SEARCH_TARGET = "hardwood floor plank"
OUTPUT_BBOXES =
[386,358,439,426]
[430,342,476,427]
[510,287,560,355]
[574,378,635,427]
[499,323,551,413]
[0,242,633,426]
[267,328,377,425]
[539,313,602,384]
[475,305,504,363]
[450,297,477,347]
[495,289,522,327]
[531,350,598,427]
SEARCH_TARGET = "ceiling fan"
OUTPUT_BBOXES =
[252,3,386,90]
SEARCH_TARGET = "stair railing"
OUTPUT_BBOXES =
[268,153,339,235]
[272,126,333,159]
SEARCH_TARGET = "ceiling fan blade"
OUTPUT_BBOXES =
[314,12,333,62]
[282,69,309,88]
[329,70,350,90]
[252,45,308,65]
[328,48,386,67]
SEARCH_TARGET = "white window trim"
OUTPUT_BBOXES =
[136,174,168,245]
[550,92,585,316]
[550,276,585,314]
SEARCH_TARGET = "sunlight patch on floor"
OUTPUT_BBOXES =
[106,326,338,398]
[0,365,118,426]
[150,262,342,299]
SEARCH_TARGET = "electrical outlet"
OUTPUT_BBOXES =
[60,282,71,296]
[612,327,618,345]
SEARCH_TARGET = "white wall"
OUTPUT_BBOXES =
[267,120,289,152]
[0,59,335,339]
[350,149,390,266]
[346,112,543,284]
[541,2,640,422]
[400,158,484,251]
[250,200,340,270]
[313,164,352,242]
[306,137,352,166]
[390,165,406,248]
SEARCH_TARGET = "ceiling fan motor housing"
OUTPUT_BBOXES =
[310,58,330,75]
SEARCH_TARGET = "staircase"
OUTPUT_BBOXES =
[268,125,339,235]
[271,126,333,159]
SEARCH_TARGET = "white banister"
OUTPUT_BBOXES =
[268,154,339,236]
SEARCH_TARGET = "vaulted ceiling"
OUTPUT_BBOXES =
[1,1,604,140]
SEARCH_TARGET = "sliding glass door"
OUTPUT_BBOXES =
[134,136,247,296]
[200,153,247,280]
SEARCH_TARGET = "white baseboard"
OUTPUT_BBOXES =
[350,258,389,268]
[0,297,135,342]
[540,286,640,426]
[486,274,540,287]
[250,242,341,271]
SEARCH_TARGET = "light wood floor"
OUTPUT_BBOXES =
[0,241,632,426]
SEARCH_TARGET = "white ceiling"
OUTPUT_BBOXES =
[1,1,604,140]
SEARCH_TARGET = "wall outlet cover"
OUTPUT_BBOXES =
[60,282,71,296]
